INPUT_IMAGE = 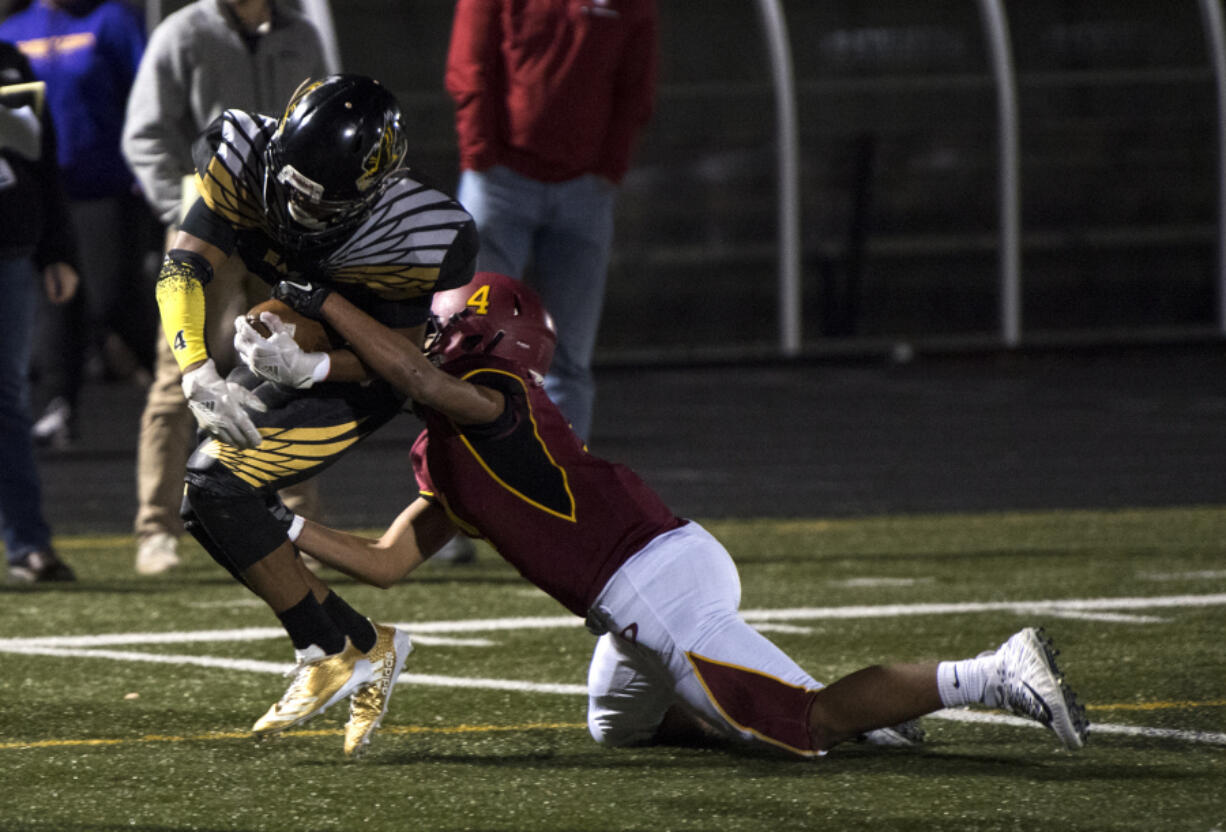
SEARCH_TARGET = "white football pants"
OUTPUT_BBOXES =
[586,522,825,756]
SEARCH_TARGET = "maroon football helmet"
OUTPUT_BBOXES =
[428,272,556,378]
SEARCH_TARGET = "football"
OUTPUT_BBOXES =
[244,298,338,353]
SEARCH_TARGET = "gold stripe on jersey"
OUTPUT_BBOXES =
[196,111,270,231]
[155,261,209,371]
[200,421,364,488]
[457,369,578,522]
[329,263,442,300]
[320,183,471,300]
[430,491,483,539]
[197,159,264,230]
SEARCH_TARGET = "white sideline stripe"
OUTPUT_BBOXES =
[407,636,495,647]
[0,627,292,648]
[1075,723,1226,745]
[930,708,1226,746]
[0,645,289,674]
[742,593,1226,622]
[3,642,1220,746]
[399,673,586,696]
[1140,569,1226,581]
[0,623,569,649]
[753,624,815,634]
[4,592,1223,650]
[397,616,578,634]
[0,643,586,695]
[1021,609,1166,624]
[829,577,934,588]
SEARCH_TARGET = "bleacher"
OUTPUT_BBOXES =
[124,0,1226,355]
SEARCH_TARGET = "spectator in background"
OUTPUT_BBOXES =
[440,0,657,563]
[0,0,155,450]
[121,0,328,576]
[1,39,78,582]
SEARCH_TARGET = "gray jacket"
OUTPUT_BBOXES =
[122,0,328,225]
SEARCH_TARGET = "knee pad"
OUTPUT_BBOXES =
[182,482,288,573]
[180,493,245,582]
[587,709,657,748]
[586,688,670,748]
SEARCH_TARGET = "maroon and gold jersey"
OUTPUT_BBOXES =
[411,357,684,615]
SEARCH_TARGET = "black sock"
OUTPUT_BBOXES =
[321,591,377,653]
[276,592,346,654]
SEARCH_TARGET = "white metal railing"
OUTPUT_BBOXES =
[756,0,1226,351]
[1197,0,1226,333]
[298,0,343,74]
[136,1,1223,350]
[754,0,803,356]
[976,0,1021,348]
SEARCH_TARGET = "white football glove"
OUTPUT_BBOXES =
[234,312,331,390]
[181,358,267,449]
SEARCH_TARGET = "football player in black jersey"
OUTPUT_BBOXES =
[153,74,478,756]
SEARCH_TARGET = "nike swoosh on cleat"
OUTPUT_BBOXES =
[952,667,961,688]
[1021,681,1053,725]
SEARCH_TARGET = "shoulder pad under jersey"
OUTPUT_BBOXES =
[318,171,476,302]
[192,109,276,233]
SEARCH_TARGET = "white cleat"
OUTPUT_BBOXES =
[861,720,926,746]
[993,627,1089,750]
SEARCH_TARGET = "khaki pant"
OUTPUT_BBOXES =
[134,251,319,541]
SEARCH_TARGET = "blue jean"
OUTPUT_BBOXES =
[458,166,616,442]
[0,255,52,562]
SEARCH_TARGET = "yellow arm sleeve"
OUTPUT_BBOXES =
[155,250,212,371]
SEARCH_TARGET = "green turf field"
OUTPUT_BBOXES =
[2,506,1223,831]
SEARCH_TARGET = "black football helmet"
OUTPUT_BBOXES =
[263,74,408,247]
[428,272,557,380]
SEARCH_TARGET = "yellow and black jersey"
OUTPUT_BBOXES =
[186,108,478,328]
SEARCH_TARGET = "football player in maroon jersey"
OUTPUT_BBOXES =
[246,271,1089,756]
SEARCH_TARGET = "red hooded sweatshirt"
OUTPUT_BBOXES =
[445,0,656,184]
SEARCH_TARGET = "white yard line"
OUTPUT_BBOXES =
[930,708,1226,746]
[6,592,1220,650]
[3,592,1224,746]
[740,592,1226,622]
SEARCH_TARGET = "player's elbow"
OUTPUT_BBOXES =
[368,544,419,589]
[368,569,400,591]
[397,362,451,408]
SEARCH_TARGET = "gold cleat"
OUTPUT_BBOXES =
[252,638,373,736]
[343,623,413,757]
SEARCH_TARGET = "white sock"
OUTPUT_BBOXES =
[937,655,999,707]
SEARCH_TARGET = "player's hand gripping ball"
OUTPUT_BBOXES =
[244,298,336,352]
[236,299,339,389]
